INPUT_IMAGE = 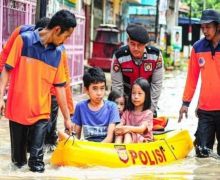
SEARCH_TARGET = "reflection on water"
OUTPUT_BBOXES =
[0,70,220,179]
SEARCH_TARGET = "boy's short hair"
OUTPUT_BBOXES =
[83,67,106,88]
[47,9,77,34]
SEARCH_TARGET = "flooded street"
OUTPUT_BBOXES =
[1,69,220,179]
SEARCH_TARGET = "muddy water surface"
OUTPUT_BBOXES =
[1,70,220,180]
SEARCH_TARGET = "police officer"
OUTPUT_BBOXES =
[178,9,220,157]
[111,24,163,116]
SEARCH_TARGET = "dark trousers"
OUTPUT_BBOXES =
[45,95,59,145]
[196,109,220,155]
[9,120,48,169]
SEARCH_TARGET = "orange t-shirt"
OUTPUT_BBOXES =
[5,30,66,125]
[0,25,34,73]
[50,45,74,115]
[182,38,220,111]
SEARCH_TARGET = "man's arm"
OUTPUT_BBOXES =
[0,35,23,116]
[55,86,73,131]
[178,48,200,122]
[150,53,164,112]
[111,56,124,93]
[0,68,10,115]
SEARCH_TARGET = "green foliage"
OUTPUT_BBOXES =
[162,52,174,68]
[182,0,220,18]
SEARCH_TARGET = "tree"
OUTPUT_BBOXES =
[182,0,220,18]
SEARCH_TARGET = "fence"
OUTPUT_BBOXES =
[0,0,35,50]
[64,12,85,87]
[0,0,85,87]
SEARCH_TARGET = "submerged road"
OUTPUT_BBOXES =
[0,69,220,179]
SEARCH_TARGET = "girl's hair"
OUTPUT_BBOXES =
[127,78,151,111]
[108,90,122,101]
[108,90,127,110]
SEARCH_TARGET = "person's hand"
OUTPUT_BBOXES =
[0,99,5,118]
[115,125,129,135]
[64,118,74,133]
[178,105,188,122]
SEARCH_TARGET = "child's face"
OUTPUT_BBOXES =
[131,84,145,109]
[115,96,125,115]
[86,82,105,104]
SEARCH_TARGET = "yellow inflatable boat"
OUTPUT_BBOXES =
[51,130,193,168]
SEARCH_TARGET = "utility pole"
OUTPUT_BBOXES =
[155,0,159,43]
[188,0,192,57]
[35,0,47,22]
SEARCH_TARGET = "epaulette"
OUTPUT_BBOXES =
[114,45,130,59]
[146,46,160,55]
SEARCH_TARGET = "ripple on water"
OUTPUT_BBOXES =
[0,71,219,179]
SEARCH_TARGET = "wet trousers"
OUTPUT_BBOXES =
[196,109,220,155]
[45,95,59,145]
[9,120,48,170]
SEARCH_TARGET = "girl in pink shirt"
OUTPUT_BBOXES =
[115,78,153,143]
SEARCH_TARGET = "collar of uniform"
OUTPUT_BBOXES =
[203,38,220,48]
[33,28,56,50]
[204,38,211,48]
[143,46,147,58]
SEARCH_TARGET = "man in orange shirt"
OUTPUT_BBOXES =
[0,10,76,172]
[179,9,220,157]
[0,17,50,73]
[0,18,74,151]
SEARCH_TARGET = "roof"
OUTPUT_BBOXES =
[178,17,200,24]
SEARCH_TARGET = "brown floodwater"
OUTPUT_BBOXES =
[1,70,220,180]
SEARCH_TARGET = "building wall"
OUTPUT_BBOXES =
[47,0,85,86]
[166,0,179,34]
[0,0,36,50]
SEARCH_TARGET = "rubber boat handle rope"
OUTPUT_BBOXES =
[64,131,76,146]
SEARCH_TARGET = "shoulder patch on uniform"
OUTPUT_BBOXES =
[156,54,163,69]
[113,63,120,72]
[156,61,162,69]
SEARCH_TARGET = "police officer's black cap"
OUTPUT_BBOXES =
[126,24,149,44]
[200,9,220,24]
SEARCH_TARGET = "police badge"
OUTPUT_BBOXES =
[144,62,153,71]
[114,145,129,163]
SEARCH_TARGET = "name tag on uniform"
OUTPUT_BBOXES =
[122,68,133,72]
